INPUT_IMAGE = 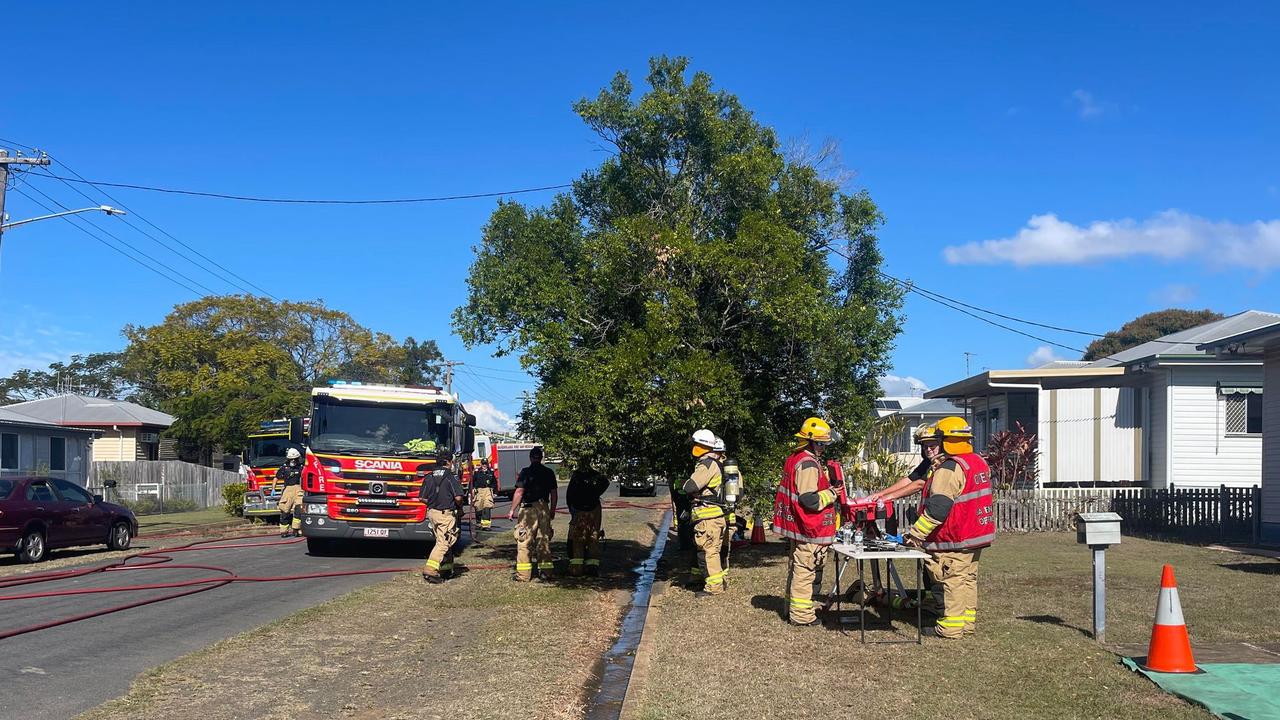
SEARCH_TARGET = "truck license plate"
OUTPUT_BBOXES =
[362,527,389,538]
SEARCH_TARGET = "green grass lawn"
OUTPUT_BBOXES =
[629,533,1280,720]
[136,507,238,533]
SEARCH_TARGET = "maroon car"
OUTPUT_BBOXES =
[0,476,138,563]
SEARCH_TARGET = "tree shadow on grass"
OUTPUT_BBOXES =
[1217,561,1280,575]
[1018,614,1092,638]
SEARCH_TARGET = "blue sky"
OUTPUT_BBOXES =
[3,2,1278,427]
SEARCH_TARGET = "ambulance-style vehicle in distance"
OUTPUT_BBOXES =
[298,381,476,554]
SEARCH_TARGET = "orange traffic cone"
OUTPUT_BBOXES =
[750,519,766,545]
[1142,564,1198,673]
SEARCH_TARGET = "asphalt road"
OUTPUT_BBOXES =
[0,532,440,720]
[0,482,664,720]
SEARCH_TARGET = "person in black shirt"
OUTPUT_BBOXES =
[470,459,497,531]
[868,424,943,505]
[420,451,464,583]
[566,458,611,577]
[275,448,304,538]
[508,447,557,581]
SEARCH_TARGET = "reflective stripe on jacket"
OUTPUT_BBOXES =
[919,453,995,551]
[771,449,837,544]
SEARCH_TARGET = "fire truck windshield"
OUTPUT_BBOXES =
[310,398,453,457]
[247,436,295,468]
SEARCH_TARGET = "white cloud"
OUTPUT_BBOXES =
[0,308,96,376]
[1150,283,1198,306]
[879,374,929,397]
[943,210,1280,269]
[1070,89,1107,119]
[465,399,516,433]
[1025,345,1063,368]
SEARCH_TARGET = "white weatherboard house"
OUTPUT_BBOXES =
[1196,319,1280,545]
[926,311,1277,489]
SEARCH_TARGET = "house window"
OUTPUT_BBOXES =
[50,437,66,471]
[1224,393,1263,435]
[1,433,17,470]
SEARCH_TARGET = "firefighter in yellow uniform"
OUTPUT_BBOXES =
[683,429,728,597]
[869,424,945,611]
[470,459,497,531]
[508,447,558,582]
[275,448,304,538]
[904,417,995,638]
[772,418,840,625]
[420,452,464,583]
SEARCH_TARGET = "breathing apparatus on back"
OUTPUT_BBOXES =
[719,456,741,511]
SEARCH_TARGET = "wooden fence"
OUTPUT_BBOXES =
[88,461,244,514]
[889,485,1262,545]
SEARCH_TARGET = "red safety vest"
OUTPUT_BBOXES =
[919,453,995,551]
[772,449,837,544]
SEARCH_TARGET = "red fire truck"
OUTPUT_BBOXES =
[242,418,306,520]
[298,381,476,553]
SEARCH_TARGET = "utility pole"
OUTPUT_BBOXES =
[441,360,464,396]
[0,149,53,251]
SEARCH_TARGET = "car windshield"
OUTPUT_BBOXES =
[0,478,14,499]
[309,398,452,457]
[247,435,296,468]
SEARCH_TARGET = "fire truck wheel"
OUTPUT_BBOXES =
[306,537,334,556]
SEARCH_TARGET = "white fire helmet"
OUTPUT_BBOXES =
[691,429,725,453]
[286,448,302,460]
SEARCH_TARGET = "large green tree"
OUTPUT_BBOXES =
[123,295,443,462]
[1082,309,1224,361]
[454,57,902,499]
[0,352,134,404]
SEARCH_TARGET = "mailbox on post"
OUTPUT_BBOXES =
[1078,512,1122,547]
[1076,511,1123,643]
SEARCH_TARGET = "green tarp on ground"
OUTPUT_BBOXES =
[1122,658,1280,720]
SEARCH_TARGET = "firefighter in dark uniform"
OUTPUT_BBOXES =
[275,448,304,538]
[470,459,497,531]
[566,458,611,577]
[421,451,464,583]
[508,447,558,581]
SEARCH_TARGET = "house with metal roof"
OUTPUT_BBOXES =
[926,310,1278,489]
[874,397,965,454]
[0,394,175,463]
[0,407,97,485]
[1196,318,1280,544]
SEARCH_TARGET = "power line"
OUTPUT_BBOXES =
[466,368,536,385]
[823,243,1089,354]
[466,362,537,376]
[32,164,276,299]
[12,185,204,296]
[29,172,572,205]
[30,166,264,298]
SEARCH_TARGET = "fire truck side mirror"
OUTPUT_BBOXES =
[465,412,477,427]
[289,417,307,444]
[463,427,476,455]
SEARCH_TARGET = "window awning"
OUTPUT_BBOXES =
[1218,383,1263,395]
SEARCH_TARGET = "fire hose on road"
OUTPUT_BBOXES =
[0,499,673,641]
[0,534,407,641]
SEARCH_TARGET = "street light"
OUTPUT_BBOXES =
[1,205,127,232]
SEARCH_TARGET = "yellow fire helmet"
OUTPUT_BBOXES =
[913,424,938,444]
[933,416,974,455]
[795,417,833,443]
